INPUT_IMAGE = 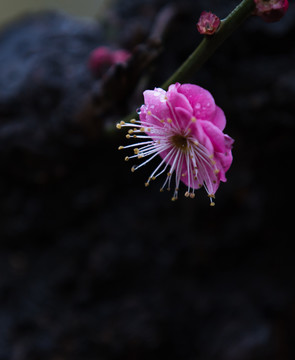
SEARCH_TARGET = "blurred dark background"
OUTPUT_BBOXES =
[0,0,295,359]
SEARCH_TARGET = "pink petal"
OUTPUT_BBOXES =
[199,120,226,153]
[167,85,193,114]
[177,84,216,121]
[211,106,226,130]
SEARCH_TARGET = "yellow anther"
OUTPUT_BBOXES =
[171,197,177,201]
[167,172,171,177]
[130,119,136,123]
[160,119,165,123]
[131,166,135,172]
[160,188,164,192]
[140,127,145,132]
[126,134,131,139]
[145,182,149,187]
[190,193,195,199]
[133,135,137,138]
[191,117,197,122]
[125,156,129,161]
[128,129,134,134]
[147,111,152,115]
[152,176,156,180]
[120,121,125,125]
[133,148,139,154]
[208,194,215,199]
[214,169,220,174]
[184,191,190,198]
[194,141,199,146]
[209,154,214,159]
[211,160,216,165]
[181,173,186,177]
[118,146,124,150]
[116,123,122,129]
[167,118,172,123]
[138,155,143,159]
[210,202,216,207]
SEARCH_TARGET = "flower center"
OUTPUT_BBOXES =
[170,134,188,152]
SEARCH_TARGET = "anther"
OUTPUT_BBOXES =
[118,146,124,150]
[210,202,216,207]
[167,118,172,123]
[128,129,134,134]
[116,123,122,129]
[125,156,129,161]
[145,182,149,187]
[190,193,195,199]
[208,194,215,199]
[184,191,190,198]
[191,117,197,122]
[130,119,136,123]
[131,166,135,172]
[120,121,125,125]
[133,148,139,154]
[126,134,131,139]
[138,155,143,159]
[147,111,152,115]
[171,197,177,201]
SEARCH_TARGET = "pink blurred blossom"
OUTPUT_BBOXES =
[118,83,233,205]
[88,46,131,76]
[254,0,289,22]
[197,11,221,35]
[112,50,131,64]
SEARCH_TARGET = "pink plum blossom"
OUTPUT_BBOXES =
[117,83,233,205]
[254,0,289,22]
[197,11,221,35]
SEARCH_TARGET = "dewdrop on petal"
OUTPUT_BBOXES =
[117,83,234,205]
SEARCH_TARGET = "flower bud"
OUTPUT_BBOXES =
[254,0,289,23]
[197,11,221,35]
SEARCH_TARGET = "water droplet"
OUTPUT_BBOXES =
[150,105,155,109]
[206,102,211,107]
[195,103,201,109]
[136,108,141,114]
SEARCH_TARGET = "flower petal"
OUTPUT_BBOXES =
[211,106,226,130]
[200,120,227,153]
[177,83,216,121]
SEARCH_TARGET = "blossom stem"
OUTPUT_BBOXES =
[122,0,255,123]
[162,0,255,89]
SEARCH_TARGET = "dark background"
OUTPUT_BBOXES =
[0,0,294,359]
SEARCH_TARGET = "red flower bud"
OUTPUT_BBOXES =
[197,11,221,35]
[254,0,289,23]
